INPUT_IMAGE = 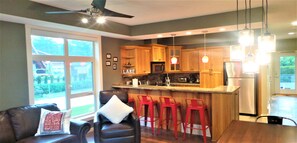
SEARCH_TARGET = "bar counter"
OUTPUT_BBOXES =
[112,84,240,141]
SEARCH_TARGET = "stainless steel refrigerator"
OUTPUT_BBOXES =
[223,61,257,115]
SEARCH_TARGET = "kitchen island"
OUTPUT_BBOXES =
[112,85,240,141]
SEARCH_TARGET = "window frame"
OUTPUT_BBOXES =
[273,52,297,94]
[25,25,103,119]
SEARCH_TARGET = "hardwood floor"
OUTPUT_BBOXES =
[87,126,212,143]
[87,95,297,143]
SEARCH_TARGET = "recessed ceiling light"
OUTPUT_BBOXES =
[186,31,192,35]
[288,32,295,35]
[219,28,226,31]
[292,21,297,26]
[157,34,163,38]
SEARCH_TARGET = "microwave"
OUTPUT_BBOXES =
[151,62,165,73]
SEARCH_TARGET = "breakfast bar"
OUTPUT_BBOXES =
[112,85,240,141]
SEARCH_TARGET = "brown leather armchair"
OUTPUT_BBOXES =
[94,90,140,143]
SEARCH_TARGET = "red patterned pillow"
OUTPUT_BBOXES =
[35,108,71,136]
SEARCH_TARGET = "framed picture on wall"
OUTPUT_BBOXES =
[106,61,111,66]
[106,53,112,59]
[112,63,117,70]
[113,57,118,62]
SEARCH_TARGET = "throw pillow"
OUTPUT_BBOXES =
[98,95,134,124]
[35,108,71,136]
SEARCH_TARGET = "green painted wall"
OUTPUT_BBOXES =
[101,37,144,90]
[0,21,29,110]
[276,38,297,51]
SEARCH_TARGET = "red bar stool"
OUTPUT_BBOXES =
[137,94,159,135]
[158,96,184,139]
[183,99,210,143]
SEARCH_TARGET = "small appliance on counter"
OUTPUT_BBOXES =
[177,77,188,83]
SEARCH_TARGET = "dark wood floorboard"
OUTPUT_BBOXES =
[87,126,212,143]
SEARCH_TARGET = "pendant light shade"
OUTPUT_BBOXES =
[202,55,209,63]
[171,56,178,64]
[238,0,254,47]
[242,52,258,74]
[202,31,209,64]
[239,29,254,47]
[258,33,276,52]
[230,45,245,61]
[170,34,178,64]
[258,0,276,53]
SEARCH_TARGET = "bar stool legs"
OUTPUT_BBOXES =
[137,94,159,135]
[183,99,210,143]
[158,96,184,139]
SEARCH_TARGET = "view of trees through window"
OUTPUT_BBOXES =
[31,34,96,117]
[280,56,296,90]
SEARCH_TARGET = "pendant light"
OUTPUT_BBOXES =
[238,0,254,47]
[202,31,209,63]
[258,0,276,53]
[242,0,258,74]
[170,34,178,64]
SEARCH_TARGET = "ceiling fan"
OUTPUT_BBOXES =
[45,0,133,23]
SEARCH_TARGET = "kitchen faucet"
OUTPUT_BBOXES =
[165,73,170,86]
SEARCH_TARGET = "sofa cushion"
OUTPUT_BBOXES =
[0,111,16,143]
[35,109,71,136]
[7,103,60,141]
[101,121,134,138]
[98,95,133,124]
[16,134,79,143]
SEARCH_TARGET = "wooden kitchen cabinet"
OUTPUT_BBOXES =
[166,46,182,71]
[198,47,226,88]
[121,46,151,76]
[143,44,166,62]
[200,70,223,88]
[181,48,199,71]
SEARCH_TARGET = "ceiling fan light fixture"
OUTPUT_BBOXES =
[81,17,89,23]
[96,16,106,24]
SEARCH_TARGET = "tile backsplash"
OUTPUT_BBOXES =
[123,72,199,85]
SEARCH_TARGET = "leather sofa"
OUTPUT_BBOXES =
[94,90,140,143]
[0,103,91,143]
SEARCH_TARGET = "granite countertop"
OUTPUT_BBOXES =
[112,84,240,94]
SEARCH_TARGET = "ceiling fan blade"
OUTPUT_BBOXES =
[91,0,106,11]
[103,8,134,18]
[45,10,87,14]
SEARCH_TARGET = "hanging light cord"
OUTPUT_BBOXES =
[244,0,247,29]
[204,32,206,56]
[249,0,252,51]
[265,0,269,33]
[172,34,175,57]
[249,0,252,30]
[261,0,265,35]
[237,0,238,31]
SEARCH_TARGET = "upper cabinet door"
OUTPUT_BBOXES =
[181,48,199,71]
[151,44,166,61]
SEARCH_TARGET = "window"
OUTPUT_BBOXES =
[274,53,297,94]
[27,27,101,118]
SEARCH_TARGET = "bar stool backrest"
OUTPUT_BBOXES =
[138,94,153,103]
[160,96,176,105]
[186,99,205,107]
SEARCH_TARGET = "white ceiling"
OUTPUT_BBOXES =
[31,0,297,39]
